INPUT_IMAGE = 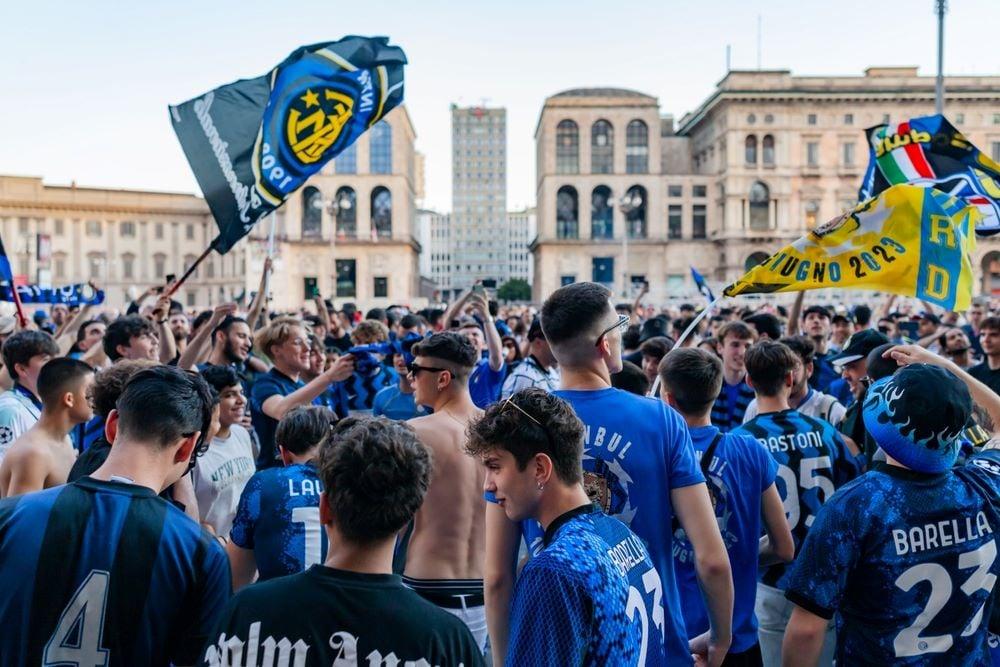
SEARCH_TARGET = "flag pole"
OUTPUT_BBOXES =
[647,294,722,397]
[166,244,213,297]
[9,283,27,329]
[262,213,277,299]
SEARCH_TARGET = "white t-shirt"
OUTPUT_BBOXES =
[192,424,256,537]
[0,388,42,464]
[742,389,847,426]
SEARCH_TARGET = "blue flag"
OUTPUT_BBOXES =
[691,266,715,302]
[0,283,105,306]
[169,36,407,253]
[0,237,26,326]
[858,114,1000,235]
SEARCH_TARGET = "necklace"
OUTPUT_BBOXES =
[441,408,466,427]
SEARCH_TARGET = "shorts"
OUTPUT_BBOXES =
[402,576,488,655]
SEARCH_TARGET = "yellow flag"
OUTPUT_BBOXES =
[724,185,978,311]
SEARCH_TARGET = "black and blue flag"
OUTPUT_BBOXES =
[1,283,104,306]
[169,36,406,253]
[690,266,715,302]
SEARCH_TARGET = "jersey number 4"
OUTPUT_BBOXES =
[44,570,110,667]
[894,540,997,658]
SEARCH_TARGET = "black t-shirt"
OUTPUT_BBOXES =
[970,362,1000,396]
[199,565,484,666]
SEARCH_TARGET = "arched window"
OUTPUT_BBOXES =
[745,251,771,272]
[556,186,579,239]
[626,120,648,174]
[745,135,758,164]
[591,120,614,174]
[591,186,613,239]
[153,253,166,280]
[762,135,775,165]
[623,185,647,239]
[371,187,392,238]
[335,142,357,174]
[335,187,357,237]
[205,257,215,278]
[556,120,579,174]
[301,186,322,238]
[121,253,135,280]
[749,181,770,231]
[369,121,392,174]
[183,253,198,279]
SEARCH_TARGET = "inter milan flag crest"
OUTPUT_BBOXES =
[169,36,406,253]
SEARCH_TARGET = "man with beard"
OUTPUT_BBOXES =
[969,316,1000,396]
[168,311,191,360]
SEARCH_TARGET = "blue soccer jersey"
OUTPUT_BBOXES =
[0,477,231,666]
[785,451,1000,665]
[674,425,777,653]
[333,366,399,414]
[250,368,324,468]
[469,358,506,409]
[508,505,666,666]
[520,387,704,662]
[734,408,864,589]
[230,462,328,581]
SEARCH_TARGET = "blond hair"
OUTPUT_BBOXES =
[254,317,304,359]
[351,320,389,345]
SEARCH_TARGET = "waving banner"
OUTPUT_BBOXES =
[858,115,1000,235]
[169,36,406,253]
[0,283,104,306]
[724,184,977,311]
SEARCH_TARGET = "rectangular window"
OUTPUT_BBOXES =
[154,256,165,279]
[120,221,136,237]
[842,142,855,166]
[186,292,196,307]
[335,143,358,174]
[955,113,965,125]
[122,256,134,279]
[55,257,65,279]
[666,274,685,295]
[693,185,707,198]
[88,256,102,279]
[692,205,707,239]
[155,223,164,239]
[807,142,820,167]
[844,113,854,125]
[668,205,683,239]
[335,259,357,297]
[185,224,195,240]
[994,114,1000,125]
[18,217,28,234]
[668,184,683,197]
[85,220,101,237]
[591,257,614,286]
[303,276,318,300]
[53,219,64,235]
[807,114,817,126]
[993,142,1000,164]
[373,276,388,298]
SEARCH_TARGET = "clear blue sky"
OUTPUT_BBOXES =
[2,0,998,213]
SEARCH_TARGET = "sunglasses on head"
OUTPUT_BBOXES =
[595,314,630,347]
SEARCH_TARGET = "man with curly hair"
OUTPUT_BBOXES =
[202,417,483,666]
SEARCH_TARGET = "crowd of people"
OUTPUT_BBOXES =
[0,262,999,666]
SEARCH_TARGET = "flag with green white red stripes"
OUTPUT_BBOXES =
[858,114,1000,235]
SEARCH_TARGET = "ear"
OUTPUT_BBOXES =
[534,453,555,486]
[279,445,292,466]
[105,409,119,444]
[319,491,333,525]
[173,432,200,467]
[115,343,130,359]
[744,374,756,391]
[438,370,453,392]
[661,389,678,409]
[785,371,795,387]
[63,391,75,410]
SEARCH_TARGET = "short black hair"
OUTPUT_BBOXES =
[640,336,675,362]
[411,332,477,372]
[611,360,650,396]
[365,307,387,323]
[115,366,215,460]
[320,417,431,544]
[103,315,154,361]
[853,305,872,326]
[467,388,585,485]
[658,348,723,415]
[212,315,248,340]
[778,335,816,365]
[866,343,901,381]
[541,282,612,346]
[199,365,241,393]
[37,358,94,408]
[399,313,421,330]
[2,330,59,380]
[745,341,799,397]
[276,405,337,456]
[622,324,641,351]
[980,316,1000,332]
[75,319,103,344]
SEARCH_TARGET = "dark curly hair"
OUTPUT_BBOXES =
[89,359,159,418]
[277,406,337,456]
[410,332,478,380]
[103,315,155,361]
[319,417,431,544]
[466,387,585,485]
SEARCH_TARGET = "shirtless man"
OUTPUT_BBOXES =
[403,332,487,655]
[0,357,94,496]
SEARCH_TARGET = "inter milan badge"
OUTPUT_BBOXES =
[285,87,355,165]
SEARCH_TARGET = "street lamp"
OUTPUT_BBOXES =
[617,190,644,298]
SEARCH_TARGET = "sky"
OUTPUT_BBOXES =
[2,0,999,213]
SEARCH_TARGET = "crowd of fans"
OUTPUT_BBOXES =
[0,264,1000,666]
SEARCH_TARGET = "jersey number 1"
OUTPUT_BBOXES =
[291,506,323,568]
[44,570,110,667]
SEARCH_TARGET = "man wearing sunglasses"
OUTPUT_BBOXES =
[401,332,490,658]
[482,282,734,665]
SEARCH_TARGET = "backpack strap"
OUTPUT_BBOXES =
[700,432,724,477]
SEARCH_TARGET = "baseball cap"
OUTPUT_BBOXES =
[527,318,546,342]
[802,305,831,320]
[638,316,670,344]
[863,364,971,473]
[830,329,890,366]
[920,312,941,325]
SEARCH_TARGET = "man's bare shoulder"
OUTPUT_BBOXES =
[407,412,449,434]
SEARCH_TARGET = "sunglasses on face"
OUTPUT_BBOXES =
[407,362,447,377]
[595,314,630,347]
